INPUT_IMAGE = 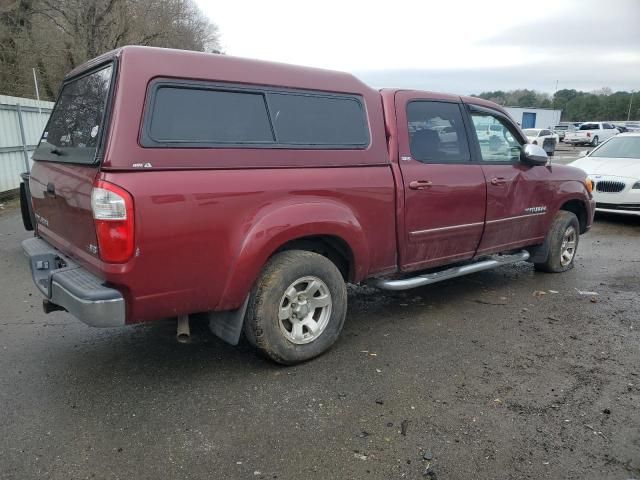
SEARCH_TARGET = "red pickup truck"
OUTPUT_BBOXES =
[21,46,595,364]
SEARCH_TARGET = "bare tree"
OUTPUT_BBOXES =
[0,0,221,100]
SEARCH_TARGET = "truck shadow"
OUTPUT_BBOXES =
[51,261,541,375]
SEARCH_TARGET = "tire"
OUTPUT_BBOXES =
[244,250,347,364]
[591,136,599,147]
[534,211,580,273]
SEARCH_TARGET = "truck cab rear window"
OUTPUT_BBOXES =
[141,82,369,149]
[35,65,113,164]
[268,93,368,146]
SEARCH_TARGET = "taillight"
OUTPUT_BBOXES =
[91,180,134,263]
[586,132,591,137]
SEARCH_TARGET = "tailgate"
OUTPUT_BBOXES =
[565,131,585,140]
[30,161,99,258]
[30,64,114,263]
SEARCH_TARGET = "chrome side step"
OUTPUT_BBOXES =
[370,250,530,291]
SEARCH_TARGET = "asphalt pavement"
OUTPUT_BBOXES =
[1,170,639,479]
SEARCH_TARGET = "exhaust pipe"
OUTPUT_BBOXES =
[176,315,191,344]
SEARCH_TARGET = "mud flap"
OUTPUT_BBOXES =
[526,235,551,264]
[207,296,250,346]
[20,172,35,231]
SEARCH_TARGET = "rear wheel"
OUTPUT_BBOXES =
[591,136,599,146]
[534,211,580,273]
[244,250,347,364]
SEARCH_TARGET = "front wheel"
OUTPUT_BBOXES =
[244,250,347,364]
[534,211,580,273]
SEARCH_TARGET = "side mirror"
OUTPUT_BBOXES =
[521,144,548,166]
[579,150,590,157]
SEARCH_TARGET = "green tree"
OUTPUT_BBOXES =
[475,88,640,121]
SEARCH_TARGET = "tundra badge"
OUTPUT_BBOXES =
[524,206,547,214]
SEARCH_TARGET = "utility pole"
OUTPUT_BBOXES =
[553,80,559,121]
[628,91,635,121]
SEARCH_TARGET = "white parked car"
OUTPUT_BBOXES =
[564,122,618,146]
[475,123,504,143]
[569,133,640,215]
[523,128,559,155]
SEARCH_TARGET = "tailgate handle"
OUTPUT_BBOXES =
[45,182,56,197]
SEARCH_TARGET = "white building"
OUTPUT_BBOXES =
[504,107,562,130]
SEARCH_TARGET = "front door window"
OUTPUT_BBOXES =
[470,114,523,163]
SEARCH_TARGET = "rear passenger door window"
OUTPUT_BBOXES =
[470,114,523,163]
[406,101,470,163]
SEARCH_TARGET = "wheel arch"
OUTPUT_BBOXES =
[216,202,369,310]
[274,235,354,281]
[559,198,588,234]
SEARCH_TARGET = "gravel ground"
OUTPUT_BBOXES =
[0,203,638,480]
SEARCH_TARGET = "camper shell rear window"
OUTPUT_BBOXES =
[141,80,370,149]
[34,64,114,164]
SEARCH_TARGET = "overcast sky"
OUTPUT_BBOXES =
[195,0,640,95]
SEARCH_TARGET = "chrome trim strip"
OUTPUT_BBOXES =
[595,207,640,216]
[486,212,546,224]
[410,221,484,236]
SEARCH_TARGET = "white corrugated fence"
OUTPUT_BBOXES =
[0,95,54,194]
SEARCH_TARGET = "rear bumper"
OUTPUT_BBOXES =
[22,237,125,327]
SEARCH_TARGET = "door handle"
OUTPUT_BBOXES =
[490,177,506,186]
[409,180,433,190]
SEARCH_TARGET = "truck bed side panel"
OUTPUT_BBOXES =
[100,166,396,323]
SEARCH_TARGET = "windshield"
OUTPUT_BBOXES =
[523,129,539,136]
[590,136,640,159]
[34,65,113,164]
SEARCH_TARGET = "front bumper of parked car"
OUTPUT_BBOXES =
[588,175,640,215]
